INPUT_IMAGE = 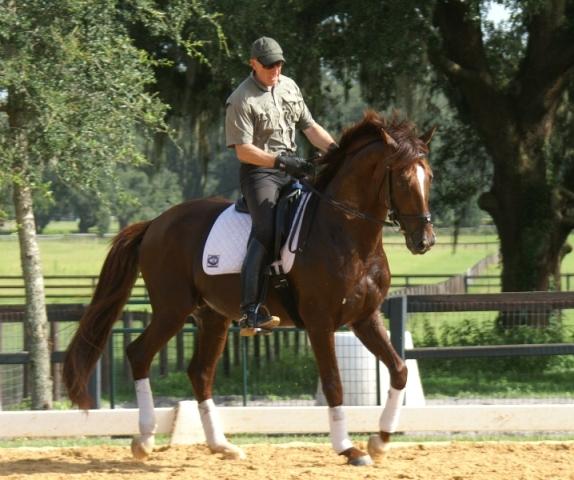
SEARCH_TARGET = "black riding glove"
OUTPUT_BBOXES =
[274,154,315,179]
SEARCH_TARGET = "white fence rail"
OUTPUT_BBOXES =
[2,403,574,441]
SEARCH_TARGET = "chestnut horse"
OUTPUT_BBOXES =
[64,111,435,466]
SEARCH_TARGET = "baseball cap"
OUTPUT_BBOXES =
[250,37,285,66]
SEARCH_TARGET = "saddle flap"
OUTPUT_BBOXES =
[202,191,311,276]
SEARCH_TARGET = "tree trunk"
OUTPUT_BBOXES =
[13,181,53,410]
[481,186,567,292]
[431,0,574,300]
[480,170,570,328]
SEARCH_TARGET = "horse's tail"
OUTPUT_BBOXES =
[63,220,151,408]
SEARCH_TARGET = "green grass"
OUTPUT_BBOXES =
[420,361,574,399]
[0,237,112,276]
[0,232,499,277]
[385,242,498,276]
[0,224,571,278]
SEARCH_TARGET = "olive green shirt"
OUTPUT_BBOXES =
[225,73,314,154]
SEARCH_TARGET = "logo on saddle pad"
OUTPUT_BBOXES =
[202,192,311,276]
[206,255,220,268]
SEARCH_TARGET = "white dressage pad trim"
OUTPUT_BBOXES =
[202,192,311,276]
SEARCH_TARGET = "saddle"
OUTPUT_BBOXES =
[234,181,307,265]
[235,181,312,328]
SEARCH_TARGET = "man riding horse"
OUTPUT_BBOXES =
[225,36,338,336]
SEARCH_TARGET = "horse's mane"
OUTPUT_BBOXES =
[313,110,429,191]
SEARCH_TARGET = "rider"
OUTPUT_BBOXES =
[225,36,337,336]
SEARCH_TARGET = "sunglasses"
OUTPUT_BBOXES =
[260,60,284,70]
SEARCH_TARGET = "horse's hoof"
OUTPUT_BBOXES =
[367,432,391,462]
[211,442,246,460]
[341,447,373,466]
[130,435,155,460]
[349,454,373,466]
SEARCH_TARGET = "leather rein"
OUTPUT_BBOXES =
[302,138,432,229]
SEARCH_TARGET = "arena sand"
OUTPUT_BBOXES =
[0,441,573,480]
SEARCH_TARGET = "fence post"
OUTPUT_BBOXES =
[50,318,61,401]
[87,359,101,409]
[0,318,2,410]
[108,334,115,409]
[176,331,185,371]
[241,337,248,406]
[388,295,407,360]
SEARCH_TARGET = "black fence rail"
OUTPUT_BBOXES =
[383,292,574,360]
[1,291,574,409]
[0,275,149,303]
[1,273,573,304]
[0,305,309,409]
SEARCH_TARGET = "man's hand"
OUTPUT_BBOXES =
[274,154,315,178]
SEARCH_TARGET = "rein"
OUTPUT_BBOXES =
[304,140,432,229]
[301,179,395,227]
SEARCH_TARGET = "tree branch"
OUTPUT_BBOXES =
[514,1,574,124]
[428,48,493,86]
[431,0,494,90]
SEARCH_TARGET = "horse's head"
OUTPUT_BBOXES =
[381,126,436,254]
[313,111,436,254]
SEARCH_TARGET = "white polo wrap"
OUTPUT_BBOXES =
[199,399,227,448]
[379,386,405,433]
[328,406,353,454]
[135,378,157,436]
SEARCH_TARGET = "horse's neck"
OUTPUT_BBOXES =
[326,152,388,223]
[320,161,387,254]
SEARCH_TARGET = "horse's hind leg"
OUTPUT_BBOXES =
[351,311,408,462]
[126,306,189,460]
[188,306,246,460]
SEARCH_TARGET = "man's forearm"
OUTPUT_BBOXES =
[234,144,277,168]
[303,123,337,152]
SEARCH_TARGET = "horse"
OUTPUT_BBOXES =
[63,110,436,466]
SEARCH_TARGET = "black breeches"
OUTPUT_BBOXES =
[240,168,291,252]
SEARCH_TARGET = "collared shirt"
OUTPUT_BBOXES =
[225,73,314,154]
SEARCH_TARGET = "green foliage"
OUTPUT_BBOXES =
[413,314,574,395]
[0,0,224,200]
[0,1,167,187]
[112,166,181,228]
[111,340,318,403]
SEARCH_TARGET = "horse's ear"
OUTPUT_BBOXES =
[420,125,437,145]
[381,128,398,149]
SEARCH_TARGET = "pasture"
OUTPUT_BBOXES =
[0,229,500,277]
[1,229,573,277]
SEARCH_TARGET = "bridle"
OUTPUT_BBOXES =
[381,158,432,229]
[302,138,432,229]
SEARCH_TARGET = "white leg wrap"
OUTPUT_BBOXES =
[379,387,405,433]
[198,399,227,448]
[135,378,157,436]
[328,406,353,454]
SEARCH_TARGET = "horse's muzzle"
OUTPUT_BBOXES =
[406,226,435,254]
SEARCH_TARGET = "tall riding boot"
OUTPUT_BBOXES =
[239,238,280,336]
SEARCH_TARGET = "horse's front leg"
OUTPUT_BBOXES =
[351,311,408,462]
[307,328,373,466]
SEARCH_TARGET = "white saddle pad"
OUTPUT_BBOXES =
[202,192,311,275]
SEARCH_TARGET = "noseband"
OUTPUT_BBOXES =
[304,139,432,229]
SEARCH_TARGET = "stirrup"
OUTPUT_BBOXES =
[239,305,280,337]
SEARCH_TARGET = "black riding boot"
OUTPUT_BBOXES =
[239,238,280,336]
